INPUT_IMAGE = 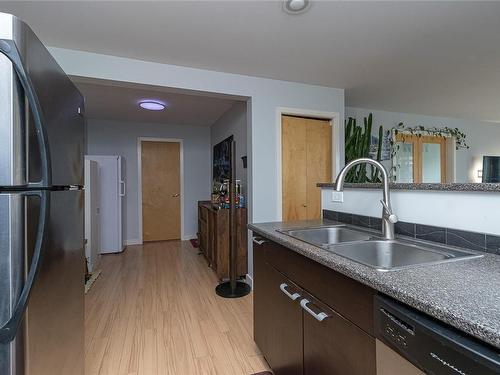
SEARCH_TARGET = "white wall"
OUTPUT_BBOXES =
[210,101,247,197]
[86,119,211,243]
[347,107,500,183]
[51,47,345,276]
[322,188,500,236]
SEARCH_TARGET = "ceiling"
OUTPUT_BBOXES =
[72,78,238,126]
[1,1,500,121]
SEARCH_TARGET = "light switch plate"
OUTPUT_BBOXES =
[332,191,344,202]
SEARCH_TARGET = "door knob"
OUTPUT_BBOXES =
[172,193,180,197]
[302,203,307,207]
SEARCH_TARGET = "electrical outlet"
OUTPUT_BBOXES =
[332,191,344,203]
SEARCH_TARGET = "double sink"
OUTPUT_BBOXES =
[279,225,483,272]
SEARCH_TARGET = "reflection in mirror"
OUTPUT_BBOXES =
[345,108,500,184]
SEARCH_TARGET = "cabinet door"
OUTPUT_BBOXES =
[253,240,303,375]
[302,295,376,375]
[198,206,208,255]
[236,208,248,277]
[207,209,215,266]
[214,210,229,279]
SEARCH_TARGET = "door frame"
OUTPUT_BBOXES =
[137,137,185,243]
[276,107,341,221]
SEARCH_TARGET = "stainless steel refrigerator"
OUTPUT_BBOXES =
[0,12,85,375]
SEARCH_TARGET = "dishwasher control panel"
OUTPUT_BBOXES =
[374,295,500,375]
[379,305,415,353]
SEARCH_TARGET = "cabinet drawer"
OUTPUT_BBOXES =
[302,294,376,375]
[263,238,375,335]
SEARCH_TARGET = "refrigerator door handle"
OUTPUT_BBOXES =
[0,190,49,344]
[120,181,126,197]
[0,39,51,187]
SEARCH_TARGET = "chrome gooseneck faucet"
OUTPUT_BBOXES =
[334,158,398,240]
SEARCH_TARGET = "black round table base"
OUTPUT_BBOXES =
[215,281,251,298]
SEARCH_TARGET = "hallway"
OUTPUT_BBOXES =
[85,241,270,375]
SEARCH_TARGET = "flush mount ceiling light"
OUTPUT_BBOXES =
[139,100,166,111]
[283,0,311,14]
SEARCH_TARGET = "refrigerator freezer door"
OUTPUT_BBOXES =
[0,194,26,375]
[118,155,126,249]
[25,190,84,375]
[0,12,84,188]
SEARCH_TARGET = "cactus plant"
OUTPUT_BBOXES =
[344,113,383,183]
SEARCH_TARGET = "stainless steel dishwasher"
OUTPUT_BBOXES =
[374,295,500,375]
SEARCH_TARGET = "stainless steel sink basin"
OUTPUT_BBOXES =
[326,239,483,271]
[279,225,483,271]
[279,226,375,247]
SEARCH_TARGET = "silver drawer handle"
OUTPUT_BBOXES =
[300,299,328,322]
[252,237,267,245]
[279,283,301,301]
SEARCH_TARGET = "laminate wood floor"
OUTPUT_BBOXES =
[85,240,271,375]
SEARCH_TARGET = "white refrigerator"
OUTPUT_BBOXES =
[85,155,126,253]
[84,159,100,272]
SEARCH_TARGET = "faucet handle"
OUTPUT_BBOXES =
[380,199,392,214]
[388,214,399,224]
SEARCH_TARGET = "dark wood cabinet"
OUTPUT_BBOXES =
[198,201,247,279]
[303,294,376,375]
[264,238,375,334]
[254,242,303,375]
[253,235,376,375]
[253,237,269,355]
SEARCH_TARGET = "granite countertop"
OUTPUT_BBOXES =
[248,219,500,349]
[317,182,500,192]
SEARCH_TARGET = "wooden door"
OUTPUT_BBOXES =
[141,141,181,241]
[303,294,376,375]
[282,115,332,221]
[253,240,303,375]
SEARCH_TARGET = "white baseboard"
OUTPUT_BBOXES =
[182,234,198,241]
[245,273,253,289]
[125,239,142,246]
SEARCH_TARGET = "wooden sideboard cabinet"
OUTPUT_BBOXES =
[197,201,248,280]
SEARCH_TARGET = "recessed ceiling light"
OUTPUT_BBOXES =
[283,0,311,14]
[139,100,166,111]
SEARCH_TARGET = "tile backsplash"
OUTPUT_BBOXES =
[323,209,500,255]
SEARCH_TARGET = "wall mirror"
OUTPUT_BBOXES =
[344,108,500,186]
[338,3,500,188]
[345,107,500,187]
